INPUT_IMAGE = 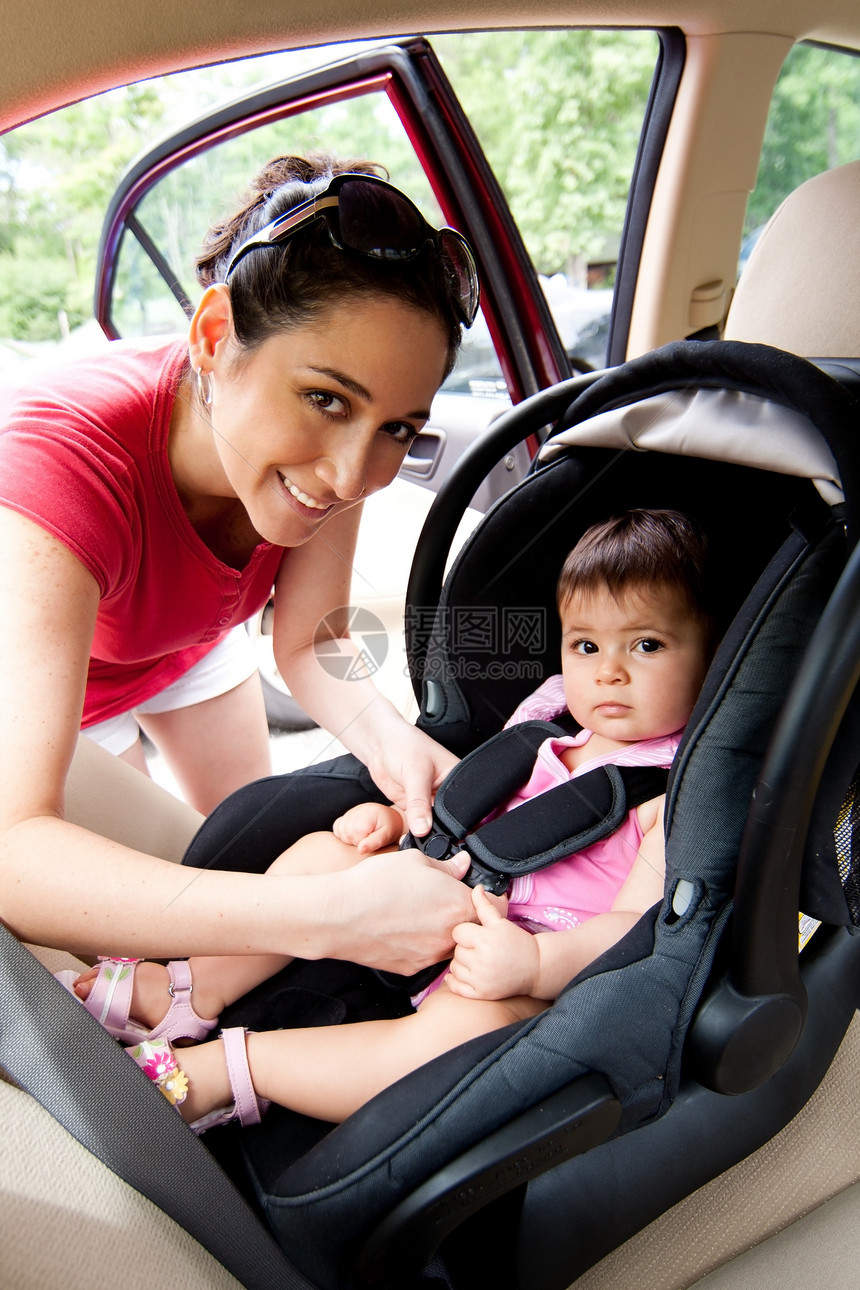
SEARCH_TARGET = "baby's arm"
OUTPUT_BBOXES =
[447,797,667,1003]
[332,801,407,855]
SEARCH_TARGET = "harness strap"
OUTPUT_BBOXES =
[404,721,669,895]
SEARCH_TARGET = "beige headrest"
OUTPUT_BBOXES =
[725,161,860,357]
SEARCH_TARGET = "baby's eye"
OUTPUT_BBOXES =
[571,639,598,655]
[635,638,665,654]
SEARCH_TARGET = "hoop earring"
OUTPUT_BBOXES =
[196,367,213,407]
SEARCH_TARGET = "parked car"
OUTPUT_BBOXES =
[3,5,860,1289]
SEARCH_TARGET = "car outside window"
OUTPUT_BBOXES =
[740,41,860,276]
[435,30,658,381]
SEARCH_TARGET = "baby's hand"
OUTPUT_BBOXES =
[446,886,539,1001]
[332,802,405,855]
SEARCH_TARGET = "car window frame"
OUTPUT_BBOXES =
[95,32,684,410]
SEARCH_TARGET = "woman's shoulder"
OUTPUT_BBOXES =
[0,335,186,434]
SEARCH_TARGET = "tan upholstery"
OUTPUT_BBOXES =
[1,742,212,1288]
[65,734,203,860]
[573,1013,860,1288]
[1,1076,243,1290]
[725,160,860,355]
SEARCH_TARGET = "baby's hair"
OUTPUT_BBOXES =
[557,509,712,624]
[196,152,463,372]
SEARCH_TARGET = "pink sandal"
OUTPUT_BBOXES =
[55,957,219,1046]
[127,1028,269,1135]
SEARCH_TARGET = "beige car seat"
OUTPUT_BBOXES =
[0,739,243,1290]
[724,159,860,357]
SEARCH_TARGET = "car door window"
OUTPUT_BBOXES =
[105,31,662,389]
[435,30,660,376]
[108,92,445,340]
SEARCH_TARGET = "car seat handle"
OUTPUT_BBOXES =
[355,1071,621,1284]
[405,373,599,701]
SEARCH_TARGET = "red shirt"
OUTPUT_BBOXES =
[0,338,285,724]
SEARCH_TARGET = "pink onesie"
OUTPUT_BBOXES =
[501,674,681,931]
[413,678,681,1005]
[503,724,680,933]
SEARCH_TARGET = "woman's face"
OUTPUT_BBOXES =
[204,295,450,547]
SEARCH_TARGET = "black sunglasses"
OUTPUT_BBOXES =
[223,173,480,327]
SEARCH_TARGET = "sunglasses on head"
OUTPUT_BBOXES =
[223,172,480,328]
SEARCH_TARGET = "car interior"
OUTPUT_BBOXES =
[4,1,860,1288]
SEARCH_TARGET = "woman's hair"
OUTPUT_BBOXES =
[196,153,463,371]
[557,509,713,625]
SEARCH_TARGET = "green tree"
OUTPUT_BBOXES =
[747,43,860,233]
[0,84,167,338]
[435,30,658,278]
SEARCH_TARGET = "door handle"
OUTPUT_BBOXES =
[402,428,445,479]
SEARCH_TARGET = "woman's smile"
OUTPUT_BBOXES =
[276,471,333,514]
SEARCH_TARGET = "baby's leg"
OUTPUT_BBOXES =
[177,983,546,1124]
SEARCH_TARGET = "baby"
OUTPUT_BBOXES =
[64,508,715,1130]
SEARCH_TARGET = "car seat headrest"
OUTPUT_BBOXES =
[725,161,860,357]
[540,387,843,504]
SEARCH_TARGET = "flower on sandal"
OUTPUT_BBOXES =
[158,1067,189,1106]
[141,1047,177,1082]
[129,1041,189,1106]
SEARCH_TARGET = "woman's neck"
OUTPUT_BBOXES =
[167,368,261,568]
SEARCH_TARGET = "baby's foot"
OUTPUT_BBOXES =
[73,960,222,1044]
[74,961,176,1034]
[128,1030,268,1133]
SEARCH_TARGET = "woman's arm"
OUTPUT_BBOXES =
[0,508,474,967]
[271,506,458,835]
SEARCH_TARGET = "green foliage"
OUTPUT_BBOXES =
[0,248,80,340]
[746,43,860,233]
[1,34,859,341]
[0,84,167,341]
[435,30,658,275]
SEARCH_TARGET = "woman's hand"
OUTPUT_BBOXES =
[333,801,405,854]
[363,721,459,838]
[446,886,541,1001]
[318,847,476,974]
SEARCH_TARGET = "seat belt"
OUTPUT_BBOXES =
[0,923,315,1290]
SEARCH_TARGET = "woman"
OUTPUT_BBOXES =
[0,153,478,971]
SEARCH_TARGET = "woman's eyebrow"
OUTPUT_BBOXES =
[305,365,431,421]
[305,365,373,401]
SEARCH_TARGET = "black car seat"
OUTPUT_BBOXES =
[178,335,860,1290]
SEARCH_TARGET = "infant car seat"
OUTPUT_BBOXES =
[179,338,860,1290]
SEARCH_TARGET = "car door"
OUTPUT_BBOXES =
[94,34,674,724]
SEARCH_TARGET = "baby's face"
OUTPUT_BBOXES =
[559,581,711,746]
